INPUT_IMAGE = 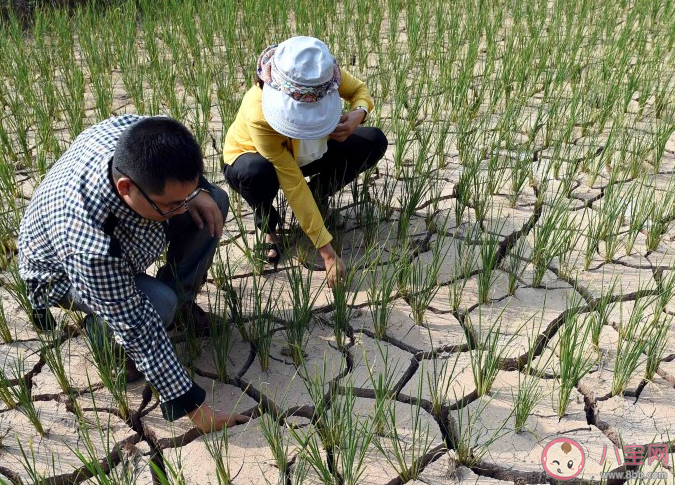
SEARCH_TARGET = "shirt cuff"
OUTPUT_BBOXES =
[160,381,206,422]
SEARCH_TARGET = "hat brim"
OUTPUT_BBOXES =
[262,84,341,140]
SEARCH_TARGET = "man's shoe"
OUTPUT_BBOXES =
[31,308,56,333]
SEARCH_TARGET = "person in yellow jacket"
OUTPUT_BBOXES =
[222,36,387,287]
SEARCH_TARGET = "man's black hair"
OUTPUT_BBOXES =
[112,117,203,195]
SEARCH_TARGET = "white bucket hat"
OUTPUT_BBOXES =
[257,36,342,140]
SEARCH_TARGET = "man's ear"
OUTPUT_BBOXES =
[116,177,133,197]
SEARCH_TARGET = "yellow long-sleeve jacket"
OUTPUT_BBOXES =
[222,68,375,248]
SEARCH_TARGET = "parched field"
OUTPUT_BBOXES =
[1,0,675,483]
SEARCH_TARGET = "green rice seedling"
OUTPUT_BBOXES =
[644,313,670,382]
[512,324,551,434]
[432,111,453,170]
[590,277,619,347]
[60,58,86,139]
[396,162,430,242]
[16,439,48,484]
[151,449,188,485]
[367,257,397,340]
[293,357,343,483]
[0,163,25,256]
[288,455,310,485]
[114,5,145,114]
[1,45,33,166]
[597,184,627,262]
[3,258,35,328]
[532,163,552,211]
[216,251,249,342]
[80,29,114,121]
[247,274,278,372]
[372,166,398,222]
[332,386,375,485]
[448,236,479,313]
[558,156,581,199]
[450,391,512,467]
[656,268,675,312]
[188,61,214,150]
[373,371,435,482]
[393,240,413,298]
[8,353,44,436]
[36,319,71,395]
[289,423,335,485]
[66,399,139,485]
[645,216,667,253]
[624,181,654,255]
[502,237,527,295]
[331,253,368,349]
[454,158,479,226]
[176,304,202,373]
[466,308,518,397]
[644,183,675,251]
[477,230,500,304]
[611,295,656,396]
[85,321,130,421]
[426,351,461,417]
[556,306,597,417]
[0,360,17,410]
[0,295,13,343]
[296,374,375,485]
[350,175,380,246]
[583,207,603,271]
[259,412,291,483]
[626,129,654,181]
[512,369,544,435]
[509,153,532,208]
[202,427,232,485]
[470,168,492,225]
[207,297,233,382]
[424,172,445,231]
[364,343,399,435]
[285,262,323,367]
[530,200,573,286]
[408,236,447,326]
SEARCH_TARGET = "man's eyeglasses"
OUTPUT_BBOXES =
[114,165,205,217]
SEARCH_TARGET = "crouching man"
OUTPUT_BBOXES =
[18,114,248,431]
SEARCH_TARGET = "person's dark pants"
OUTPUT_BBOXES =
[42,182,230,346]
[223,126,388,235]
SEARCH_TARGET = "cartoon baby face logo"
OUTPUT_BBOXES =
[541,438,585,480]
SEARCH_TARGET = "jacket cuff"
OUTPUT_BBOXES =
[160,381,206,422]
[312,227,333,249]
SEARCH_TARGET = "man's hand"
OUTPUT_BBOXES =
[319,243,346,289]
[188,403,249,433]
[329,109,366,142]
[187,190,223,238]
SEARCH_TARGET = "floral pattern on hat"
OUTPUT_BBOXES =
[257,44,342,103]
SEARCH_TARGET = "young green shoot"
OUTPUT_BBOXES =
[556,305,597,417]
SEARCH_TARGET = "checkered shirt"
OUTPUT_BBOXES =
[18,115,195,406]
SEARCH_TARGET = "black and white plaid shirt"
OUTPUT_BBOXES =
[19,115,201,417]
